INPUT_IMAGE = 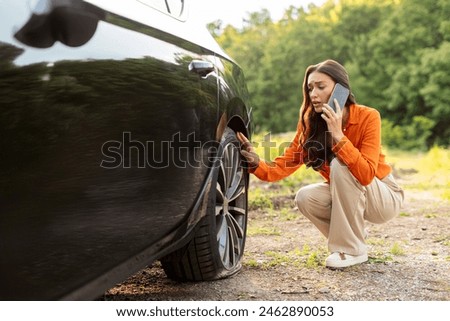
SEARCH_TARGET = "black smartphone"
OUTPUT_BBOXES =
[328,83,350,112]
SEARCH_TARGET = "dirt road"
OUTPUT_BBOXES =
[102,179,450,301]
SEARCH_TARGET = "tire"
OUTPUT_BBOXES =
[161,127,248,281]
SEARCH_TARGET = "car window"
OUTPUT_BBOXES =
[137,0,186,19]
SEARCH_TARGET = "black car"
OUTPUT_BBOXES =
[0,0,252,300]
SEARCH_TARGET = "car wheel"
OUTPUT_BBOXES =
[161,127,248,281]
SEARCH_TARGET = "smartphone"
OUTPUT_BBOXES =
[328,83,350,112]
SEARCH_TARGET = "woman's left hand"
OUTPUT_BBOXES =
[321,99,345,143]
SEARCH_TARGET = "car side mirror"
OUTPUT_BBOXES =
[14,0,105,48]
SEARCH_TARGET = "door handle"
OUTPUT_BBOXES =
[189,60,215,77]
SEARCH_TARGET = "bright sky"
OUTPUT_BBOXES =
[189,0,327,28]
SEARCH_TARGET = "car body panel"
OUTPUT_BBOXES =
[0,0,251,300]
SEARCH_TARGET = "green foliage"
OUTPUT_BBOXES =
[211,0,449,148]
[418,145,450,174]
[247,225,281,236]
[244,258,259,268]
[386,146,449,199]
[442,189,450,201]
[381,116,435,150]
[368,254,393,264]
[275,208,298,221]
[260,246,327,269]
[248,187,274,210]
[390,242,406,256]
[305,251,323,268]
[416,41,450,146]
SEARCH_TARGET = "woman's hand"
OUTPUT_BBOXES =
[237,132,260,169]
[321,99,345,143]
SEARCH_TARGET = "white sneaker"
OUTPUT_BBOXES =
[325,252,368,268]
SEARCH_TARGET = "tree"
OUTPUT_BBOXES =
[209,0,449,147]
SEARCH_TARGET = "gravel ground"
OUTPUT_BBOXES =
[101,177,450,301]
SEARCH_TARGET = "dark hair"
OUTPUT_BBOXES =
[299,59,356,170]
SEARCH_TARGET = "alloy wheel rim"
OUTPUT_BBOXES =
[215,142,246,269]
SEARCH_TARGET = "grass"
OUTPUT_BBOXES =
[247,225,281,236]
[367,241,406,263]
[276,208,298,221]
[366,238,388,246]
[390,242,406,256]
[263,251,295,267]
[368,254,394,264]
[248,187,274,210]
[386,145,450,198]
[424,213,438,219]
[434,235,450,246]
[244,245,328,269]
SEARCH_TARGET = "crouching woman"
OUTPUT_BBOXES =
[238,59,404,268]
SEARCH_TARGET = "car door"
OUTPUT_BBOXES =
[0,0,220,299]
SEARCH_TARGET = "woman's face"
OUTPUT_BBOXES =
[307,71,335,113]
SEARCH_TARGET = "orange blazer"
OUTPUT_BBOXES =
[251,104,391,186]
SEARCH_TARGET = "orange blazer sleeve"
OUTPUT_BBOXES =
[332,108,381,185]
[252,122,304,182]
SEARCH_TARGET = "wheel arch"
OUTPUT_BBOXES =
[227,115,250,138]
[216,101,252,142]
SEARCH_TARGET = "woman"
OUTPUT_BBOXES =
[238,59,404,268]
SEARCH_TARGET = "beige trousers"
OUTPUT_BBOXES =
[295,158,404,256]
